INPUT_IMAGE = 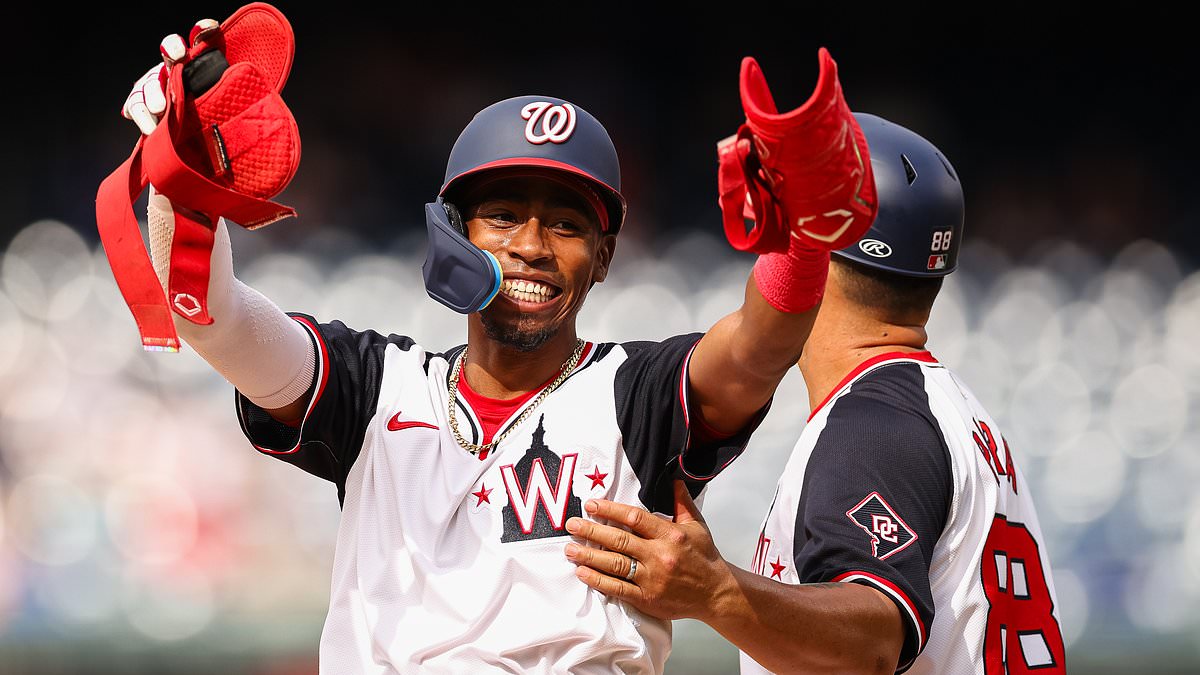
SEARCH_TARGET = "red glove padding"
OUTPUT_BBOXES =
[717,48,877,255]
[96,2,300,351]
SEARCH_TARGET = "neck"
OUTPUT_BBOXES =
[463,318,581,399]
[798,305,928,413]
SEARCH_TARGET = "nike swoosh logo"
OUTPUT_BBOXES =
[387,411,439,432]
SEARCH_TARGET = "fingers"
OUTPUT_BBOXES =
[566,516,648,559]
[189,19,219,47]
[572,560,644,605]
[125,18,218,136]
[564,542,636,581]
[581,498,672,539]
[123,64,167,135]
[160,33,186,65]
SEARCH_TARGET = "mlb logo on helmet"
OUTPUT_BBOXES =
[928,255,947,271]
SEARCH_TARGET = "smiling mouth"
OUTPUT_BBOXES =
[499,279,561,304]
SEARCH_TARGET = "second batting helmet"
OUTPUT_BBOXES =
[423,95,625,314]
[833,113,965,277]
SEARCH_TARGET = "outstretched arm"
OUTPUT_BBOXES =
[688,274,818,435]
[686,50,876,435]
[130,23,316,424]
[565,481,904,674]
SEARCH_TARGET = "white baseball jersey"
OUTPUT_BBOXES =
[740,351,1065,674]
[235,313,764,674]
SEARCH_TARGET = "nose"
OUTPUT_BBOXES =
[505,217,553,266]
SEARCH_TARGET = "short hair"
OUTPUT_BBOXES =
[832,256,944,322]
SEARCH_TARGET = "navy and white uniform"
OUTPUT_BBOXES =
[741,351,1065,674]
[235,313,764,674]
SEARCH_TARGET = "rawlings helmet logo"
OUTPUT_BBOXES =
[521,102,577,145]
[858,238,893,258]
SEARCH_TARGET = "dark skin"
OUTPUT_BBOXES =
[267,168,819,440]
[564,261,914,674]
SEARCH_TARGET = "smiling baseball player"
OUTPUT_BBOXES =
[112,10,880,672]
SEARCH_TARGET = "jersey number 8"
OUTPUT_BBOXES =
[981,515,1066,674]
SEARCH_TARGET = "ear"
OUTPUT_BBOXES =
[592,234,617,284]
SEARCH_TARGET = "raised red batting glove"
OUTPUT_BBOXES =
[717,48,877,313]
[718,48,877,255]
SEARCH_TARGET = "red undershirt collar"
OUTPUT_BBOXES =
[455,343,593,444]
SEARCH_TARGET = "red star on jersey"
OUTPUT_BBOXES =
[472,484,493,506]
[585,466,608,489]
[770,555,787,580]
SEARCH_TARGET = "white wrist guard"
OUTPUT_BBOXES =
[148,187,316,410]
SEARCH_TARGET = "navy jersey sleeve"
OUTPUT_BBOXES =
[792,363,952,672]
[614,333,771,515]
[233,312,415,503]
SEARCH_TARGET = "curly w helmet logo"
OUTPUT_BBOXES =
[521,102,577,144]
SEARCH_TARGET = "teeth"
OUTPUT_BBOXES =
[501,279,554,301]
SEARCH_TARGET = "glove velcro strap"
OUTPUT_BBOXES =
[166,210,217,325]
[717,126,788,255]
[96,143,182,352]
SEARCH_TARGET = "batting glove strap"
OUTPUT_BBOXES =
[148,186,315,409]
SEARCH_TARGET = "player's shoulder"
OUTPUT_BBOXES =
[611,332,704,359]
[813,360,949,464]
[837,359,938,416]
[284,311,422,356]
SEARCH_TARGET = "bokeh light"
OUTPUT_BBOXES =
[0,217,1196,670]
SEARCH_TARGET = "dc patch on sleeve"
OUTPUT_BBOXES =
[846,492,917,560]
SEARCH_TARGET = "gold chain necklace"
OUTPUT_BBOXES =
[447,338,586,456]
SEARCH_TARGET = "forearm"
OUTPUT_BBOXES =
[690,275,817,432]
[705,564,904,675]
[149,188,315,414]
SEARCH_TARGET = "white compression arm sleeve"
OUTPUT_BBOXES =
[148,187,316,411]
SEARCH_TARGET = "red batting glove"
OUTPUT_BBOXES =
[717,48,878,312]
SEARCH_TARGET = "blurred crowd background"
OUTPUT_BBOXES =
[5,4,1197,673]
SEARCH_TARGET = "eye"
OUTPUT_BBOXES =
[550,219,585,235]
[481,211,518,224]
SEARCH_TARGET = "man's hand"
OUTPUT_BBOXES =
[564,480,733,623]
[566,480,906,674]
[120,20,218,135]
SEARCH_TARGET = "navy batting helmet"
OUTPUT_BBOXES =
[423,95,625,314]
[833,113,965,277]
[440,95,626,233]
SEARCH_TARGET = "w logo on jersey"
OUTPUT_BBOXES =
[500,416,582,542]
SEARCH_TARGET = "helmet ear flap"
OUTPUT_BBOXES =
[444,200,467,236]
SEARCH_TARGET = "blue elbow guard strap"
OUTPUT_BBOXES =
[422,198,502,314]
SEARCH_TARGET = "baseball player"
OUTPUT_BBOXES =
[565,115,1067,674]
[116,15,877,674]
